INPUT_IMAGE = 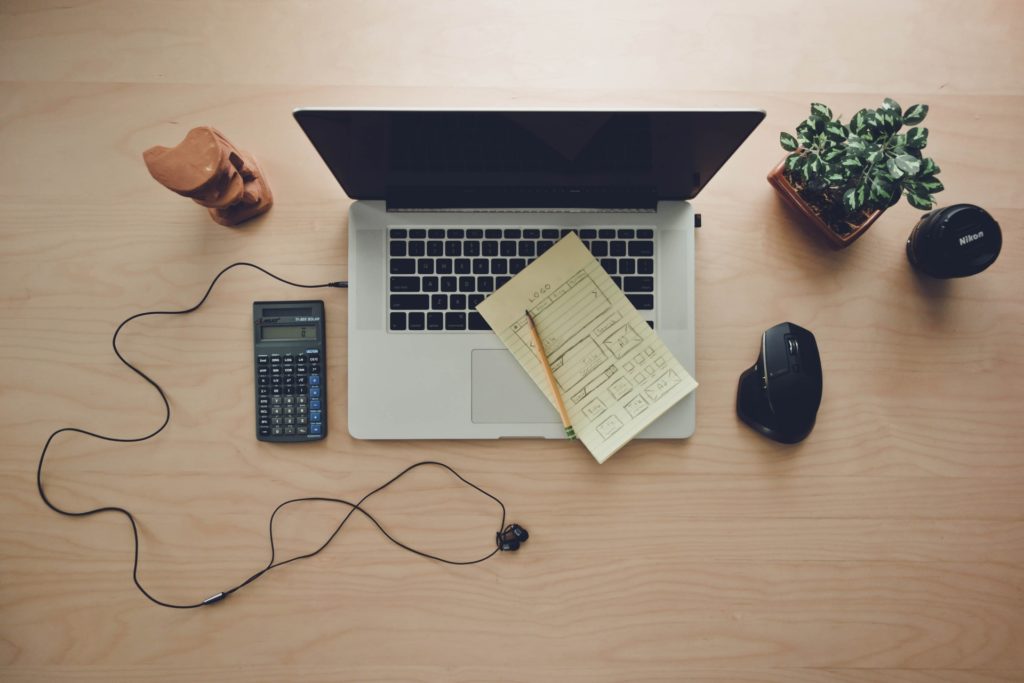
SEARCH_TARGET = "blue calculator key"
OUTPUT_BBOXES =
[309,410,322,422]
[309,423,322,435]
[309,399,321,410]
[309,386,321,398]
[308,374,320,386]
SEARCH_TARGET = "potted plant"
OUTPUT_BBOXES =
[768,99,944,247]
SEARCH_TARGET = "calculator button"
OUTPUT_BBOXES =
[257,367,269,376]
[258,387,269,395]
[283,355,295,364]
[270,354,281,364]
[285,426,296,435]
[271,406,282,416]
[272,427,283,436]
[284,396,294,405]
[309,423,322,436]
[295,375,307,387]
[296,395,307,405]
[259,427,271,436]
[296,426,308,435]
[257,354,269,365]
[309,410,322,422]
[283,366,294,376]
[258,417,270,427]
[258,376,269,386]
[284,406,295,416]
[272,417,282,426]
[271,396,283,405]
[297,415,307,425]
[309,386,321,398]
[271,366,281,376]
[271,387,282,395]
[284,416,295,425]
[271,377,282,386]
[295,364,307,375]
[309,399,321,410]
[308,374,320,386]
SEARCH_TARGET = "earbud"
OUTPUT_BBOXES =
[497,523,529,551]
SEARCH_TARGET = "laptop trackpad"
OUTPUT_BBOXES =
[471,349,560,424]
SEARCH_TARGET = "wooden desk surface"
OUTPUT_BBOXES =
[2,1,1022,681]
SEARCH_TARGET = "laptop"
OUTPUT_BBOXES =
[294,109,764,439]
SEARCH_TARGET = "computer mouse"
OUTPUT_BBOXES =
[736,322,822,444]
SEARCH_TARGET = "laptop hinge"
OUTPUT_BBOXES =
[385,186,658,213]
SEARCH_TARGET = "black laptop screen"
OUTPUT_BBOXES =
[293,110,764,210]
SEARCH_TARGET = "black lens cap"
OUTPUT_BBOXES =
[907,204,1001,278]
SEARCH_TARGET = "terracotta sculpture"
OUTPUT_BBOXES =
[143,126,272,226]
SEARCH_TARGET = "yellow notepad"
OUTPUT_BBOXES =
[476,233,697,463]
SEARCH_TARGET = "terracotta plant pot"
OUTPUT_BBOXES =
[767,157,882,248]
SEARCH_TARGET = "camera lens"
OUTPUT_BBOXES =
[906,204,1001,278]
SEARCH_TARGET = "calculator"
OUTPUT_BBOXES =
[253,300,326,442]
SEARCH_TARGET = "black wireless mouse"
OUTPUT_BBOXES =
[736,322,823,444]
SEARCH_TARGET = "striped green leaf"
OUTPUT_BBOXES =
[894,154,921,176]
[903,104,929,125]
[919,157,940,176]
[906,126,929,149]
[869,174,894,205]
[811,102,833,119]
[882,98,903,116]
[886,157,904,179]
[843,184,866,213]
[849,109,872,135]
[780,132,799,151]
[824,121,847,141]
[916,175,945,193]
[905,191,933,210]
[841,156,863,170]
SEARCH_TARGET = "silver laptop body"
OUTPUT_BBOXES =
[294,109,765,440]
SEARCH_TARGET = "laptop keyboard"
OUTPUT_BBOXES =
[388,227,655,331]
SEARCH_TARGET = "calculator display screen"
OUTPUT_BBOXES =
[261,325,317,341]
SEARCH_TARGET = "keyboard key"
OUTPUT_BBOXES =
[421,277,439,292]
[445,312,466,330]
[618,228,635,239]
[473,259,489,274]
[455,258,471,274]
[612,276,622,288]
[444,241,461,257]
[408,241,425,257]
[510,258,527,273]
[542,228,560,239]
[427,312,444,330]
[468,312,490,330]
[524,229,540,239]
[427,241,444,256]
[537,241,554,255]
[623,276,654,292]
[390,259,415,274]
[464,241,480,256]
[390,294,429,310]
[619,259,636,274]
[408,312,425,330]
[485,229,501,239]
[491,259,508,275]
[580,229,597,239]
[496,276,511,289]
[504,229,521,239]
[389,241,406,257]
[390,276,419,292]
[590,241,608,257]
[599,229,615,239]
[417,259,434,274]
[410,229,426,239]
[431,294,448,309]
[478,276,494,292]
[467,229,483,238]
[500,241,517,256]
[482,241,499,256]
[638,258,654,274]
[638,229,654,239]
[628,241,654,256]
[610,241,626,256]
[627,294,654,310]
[447,228,464,239]
[468,294,485,309]
[428,228,444,239]
[518,242,535,257]
[390,228,407,238]
[441,276,457,292]
[601,258,617,274]
[459,276,476,292]
[450,294,466,309]
[436,258,453,274]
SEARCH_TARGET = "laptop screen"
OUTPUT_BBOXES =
[294,109,764,210]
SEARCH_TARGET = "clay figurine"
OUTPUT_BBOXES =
[143,126,272,226]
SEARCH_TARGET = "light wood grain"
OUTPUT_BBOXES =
[1,1,1023,681]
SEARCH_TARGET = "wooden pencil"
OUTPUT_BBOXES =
[524,310,576,440]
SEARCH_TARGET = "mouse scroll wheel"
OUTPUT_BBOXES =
[786,337,799,355]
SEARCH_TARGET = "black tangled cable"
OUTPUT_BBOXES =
[35,262,523,609]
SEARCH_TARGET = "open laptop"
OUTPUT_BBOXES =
[294,109,764,439]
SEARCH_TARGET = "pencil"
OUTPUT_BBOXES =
[524,309,576,440]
